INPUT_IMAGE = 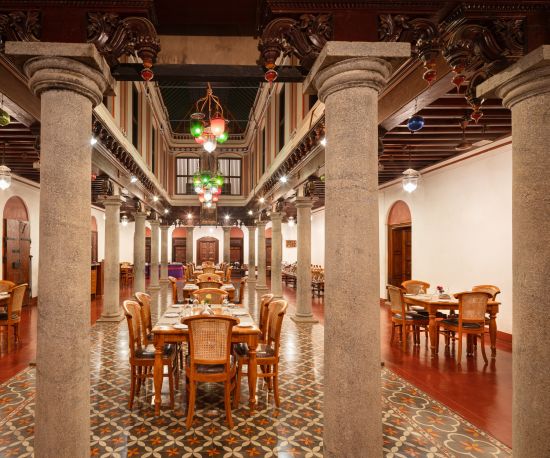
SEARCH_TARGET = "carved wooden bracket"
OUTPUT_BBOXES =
[0,11,40,50]
[87,13,160,80]
[258,13,332,79]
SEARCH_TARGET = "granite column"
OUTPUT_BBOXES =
[186,226,194,264]
[223,226,231,263]
[6,42,113,458]
[149,220,160,290]
[247,225,256,284]
[305,42,410,456]
[478,45,550,457]
[160,224,169,283]
[133,211,147,293]
[255,220,268,291]
[270,212,284,298]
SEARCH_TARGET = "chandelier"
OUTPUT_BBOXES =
[193,170,224,206]
[189,83,229,153]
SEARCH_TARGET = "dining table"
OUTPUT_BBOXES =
[151,303,261,415]
[182,283,236,300]
[403,293,500,357]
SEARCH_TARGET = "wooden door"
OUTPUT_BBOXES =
[3,219,31,286]
[388,225,412,287]
[91,231,98,263]
[197,237,219,264]
[145,237,151,263]
[230,237,243,264]
[266,238,272,268]
[172,237,186,263]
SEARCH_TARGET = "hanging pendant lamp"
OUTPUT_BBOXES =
[0,142,12,190]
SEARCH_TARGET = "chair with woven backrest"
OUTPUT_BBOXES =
[0,283,27,347]
[258,293,275,342]
[122,300,177,409]
[472,284,501,346]
[183,315,239,428]
[0,280,15,293]
[235,276,247,304]
[387,285,428,350]
[224,266,233,283]
[202,266,217,274]
[197,280,224,289]
[235,299,288,407]
[401,280,430,294]
[202,261,215,268]
[191,288,228,304]
[134,292,152,343]
[197,273,221,283]
[437,291,492,364]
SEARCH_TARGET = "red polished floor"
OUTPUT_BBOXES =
[0,281,512,448]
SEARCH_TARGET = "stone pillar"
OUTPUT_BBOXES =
[6,42,113,458]
[304,42,410,457]
[292,197,317,322]
[223,226,231,263]
[99,196,124,322]
[149,220,160,290]
[133,211,147,293]
[247,225,256,284]
[270,212,284,298]
[477,45,550,457]
[160,224,169,283]
[186,226,194,264]
[255,220,268,291]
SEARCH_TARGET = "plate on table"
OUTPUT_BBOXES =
[236,323,253,328]
[165,312,179,318]
[171,304,185,308]
[173,323,188,330]
[232,310,248,316]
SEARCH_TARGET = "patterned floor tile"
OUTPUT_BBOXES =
[0,290,510,457]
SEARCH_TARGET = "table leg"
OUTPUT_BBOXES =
[429,308,438,355]
[153,335,164,415]
[489,310,497,357]
[247,339,258,411]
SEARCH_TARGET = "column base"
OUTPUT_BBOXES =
[97,312,125,322]
[291,314,319,324]
[255,284,269,291]
[159,278,170,284]
[148,285,161,291]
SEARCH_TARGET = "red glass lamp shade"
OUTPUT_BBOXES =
[210,114,225,137]
[194,134,206,145]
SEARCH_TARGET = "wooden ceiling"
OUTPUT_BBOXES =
[0,120,40,182]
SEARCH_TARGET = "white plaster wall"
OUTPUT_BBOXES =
[0,178,40,297]
[378,143,513,334]
[119,221,135,263]
[282,222,297,263]
[91,206,105,261]
[311,209,325,266]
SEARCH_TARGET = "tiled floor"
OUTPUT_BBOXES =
[0,284,511,457]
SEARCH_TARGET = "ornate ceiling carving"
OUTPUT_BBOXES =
[0,11,40,51]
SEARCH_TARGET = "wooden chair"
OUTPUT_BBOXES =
[387,285,428,350]
[197,280,224,289]
[184,265,196,283]
[197,273,221,283]
[122,300,177,409]
[401,280,430,294]
[0,280,15,293]
[259,293,275,343]
[202,261,215,268]
[168,276,177,301]
[202,266,217,274]
[224,266,233,283]
[235,276,247,304]
[472,284,501,345]
[235,299,288,407]
[0,283,27,347]
[134,292,153,343]
[437,291,492,364]
[182,315,239,428]
[191,288,228,304]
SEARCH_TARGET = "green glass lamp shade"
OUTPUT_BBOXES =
[190,118,204,137]
[201,174,211,183]
[215,176,224,186]
[0,110,10,127]
[216,131,229,143]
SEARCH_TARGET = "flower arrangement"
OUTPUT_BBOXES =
[436,285,444,293]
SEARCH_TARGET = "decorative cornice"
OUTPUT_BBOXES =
[0,10,40,51]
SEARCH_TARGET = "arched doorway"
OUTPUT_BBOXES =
[172,227,187,262]
[197,236,219,264]
[3,196,31,292]
[387,200,412,287]
[91,216,98,263]
[145,227,151,263]
[230,227,244,264]
[265,227,272,270]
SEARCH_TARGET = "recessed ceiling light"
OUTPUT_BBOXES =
[259,197,265,203]
[224,214,230,220]
[320,137,327,146]
[248,210,253,215]
[164,208,169,214]
[280,176,288,183]
[153,195,159,202]
[90,137,98,145]
[187,212,193,219]
[130,175,138,183]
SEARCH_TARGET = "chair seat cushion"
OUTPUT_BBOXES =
[0,312,18,321]
[394,313,426,321]
[136,343,175,359]
[440,319,483,329]
[234,343,275,359]
[412,309,448,318]
[186,355,235,373]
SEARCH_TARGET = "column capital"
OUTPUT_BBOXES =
[246,225,257,232]
[304,41,410,102]
[256,220,268,228]
[160,224,170,230]
[270,211,285,222]
[295,197,315,209]
[6,42,115,107]
[477,45,550,109]
[186,225,195,231]
[149,219,160,227]
[134,211,147,220]
[103,195,123,208]
[222,226,231,232]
